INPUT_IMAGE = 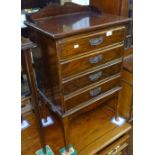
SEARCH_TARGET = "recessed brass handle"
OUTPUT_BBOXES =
[89,87,102,97]
[89,54,103,64]
[108,145,120,155]
[89,36,104,46]
[89,71,103,81]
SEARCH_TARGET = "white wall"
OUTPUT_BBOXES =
[61,0,89,5]
[72,0,89,5]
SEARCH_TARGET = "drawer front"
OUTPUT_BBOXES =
[68,90,120,118]
[64,75,120,110]
[63,62,122,95]
[96,134,129,155]
[61,45,123,78]
[58,26,125,59]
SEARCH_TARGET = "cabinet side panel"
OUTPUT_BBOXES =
[32,32,64,113]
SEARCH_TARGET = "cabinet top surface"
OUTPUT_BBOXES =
[26,3,131,39]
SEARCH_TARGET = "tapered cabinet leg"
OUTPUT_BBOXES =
[115,97,119,121]
[62,117,70,151]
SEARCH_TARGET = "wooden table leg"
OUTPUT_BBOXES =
[23,49,46,154]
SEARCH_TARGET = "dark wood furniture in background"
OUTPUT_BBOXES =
[119,55,133,122]
[21,37,32,113]
[21,0,60,10]
[90,0,133,123]
[21,38,47,154]
[90,0,133,52]
[119,54,133,155]
[90,0,128,16]
[21,0,61,112]
[89,2,133,154]
[21,0,60,38]
[24,2,132,154]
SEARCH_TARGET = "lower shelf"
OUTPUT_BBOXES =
[22,101,131,155]
[69,105,131,154]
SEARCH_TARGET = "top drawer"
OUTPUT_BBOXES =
[57,26,125,59]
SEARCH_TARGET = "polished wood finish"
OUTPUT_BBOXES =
[90,0,129,17]
[63,61,122,95]
[25,3,131,39]
[22,103,131,155]
[21,37,36,50]
[90,0,133,51]
[124,47,133,57]
[27,2,90,20]
[119,55,133,121]
[65,75,121,110]
[25,2,131,152]
[57,27,125,59]
[123,55,133,73]
[21,0,60,38]
[61,45,124,78]
[90,0,123,16]
[96,134,129,155]
[21,38,46,154]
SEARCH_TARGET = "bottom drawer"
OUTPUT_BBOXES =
[96,134,129,155]
[64,75,120,110]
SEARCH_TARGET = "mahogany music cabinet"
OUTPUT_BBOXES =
[25,2,131,154]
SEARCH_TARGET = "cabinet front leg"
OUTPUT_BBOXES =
[115,98,119,121]
[62,117,70,152]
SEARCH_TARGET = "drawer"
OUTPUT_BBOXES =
[64,75,120,110]
[96,134,129,155]
[68,89,120,118]
[63,61,122,95]
[61,44,124,78]
[58,26,125,59]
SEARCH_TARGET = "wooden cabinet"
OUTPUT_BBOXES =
[25,2,131,154]
[21,103,131,155]
[90,0,133,51]
[96,134,129,155]
[90,0,131,17]
[119,55,133,122]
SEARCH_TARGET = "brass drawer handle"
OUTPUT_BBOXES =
[89,54,103,64]
[89,87,102,97]
[89,71,103,81]
[89,36,104,46]
[108,145,120,155]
